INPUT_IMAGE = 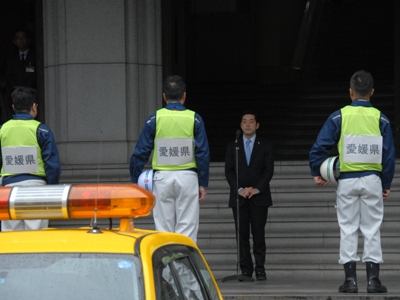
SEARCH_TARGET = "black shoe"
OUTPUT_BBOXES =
[256,272,267,281]
[238,272,253,282]
[366,262,387,293]
[338,262,358,293]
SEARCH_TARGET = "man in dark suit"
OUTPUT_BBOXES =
[225,111,274,281]
[4,30,36,119]
[5,30,36,90]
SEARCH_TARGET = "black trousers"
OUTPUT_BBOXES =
[232,201,269,274]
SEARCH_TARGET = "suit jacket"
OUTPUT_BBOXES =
[5,50,36,89]
[225,134,274,208]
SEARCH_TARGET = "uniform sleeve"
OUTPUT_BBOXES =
[129,115,156,183]
[37,124,61,184]
[309,111,341,176]
[380,113,395,190]
[194,113,210,187]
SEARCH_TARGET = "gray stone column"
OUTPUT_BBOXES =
[395,0,400,158]
[42,0,162,181]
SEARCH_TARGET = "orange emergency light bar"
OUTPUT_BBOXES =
[0,184,155,221]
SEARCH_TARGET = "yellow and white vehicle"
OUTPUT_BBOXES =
[0,183,223,300]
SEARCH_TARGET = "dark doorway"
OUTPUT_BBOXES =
[0,0,44,123]
[163,0,396,162]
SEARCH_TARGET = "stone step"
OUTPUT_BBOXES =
[203,251,400,267]
[211,264,400,281]
[196,235,400,251]
[209,177,400,190]
[203,190,400,205]
[198,204,400,222]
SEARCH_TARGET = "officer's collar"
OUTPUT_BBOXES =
[165,102,185,110]
[13,113,33,119]
[351,99,372,107]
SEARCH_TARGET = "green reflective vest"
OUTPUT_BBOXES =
[0,119,46,178]
[338,105,382,173]
[152,108,197,170]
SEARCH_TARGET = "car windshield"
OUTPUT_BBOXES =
[0,253,143,300]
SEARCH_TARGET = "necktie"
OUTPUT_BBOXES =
[21,53,25,61]
[245,139,251,165]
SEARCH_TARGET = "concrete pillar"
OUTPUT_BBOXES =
[395,0,400,158]
[42,0,162,180]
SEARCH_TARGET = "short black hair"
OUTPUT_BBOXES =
[11,87,36,112]
[163,75,186,100]
[241,110,258,123]
[350,70,374,97]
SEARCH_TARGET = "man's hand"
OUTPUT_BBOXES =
[314,176,329,186]
[199,186,206,201]
[383,189,390,200]
[239,188,249,198]
[239,187,260,198]
[246,187,260,198]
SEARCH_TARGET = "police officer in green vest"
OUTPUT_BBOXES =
[0,87,61,231]
[130,75,210,243]
[310,70,395,293]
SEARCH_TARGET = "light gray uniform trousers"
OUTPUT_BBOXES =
[152,170,200,243]
[336,174,383,264]
[1,179,48,231]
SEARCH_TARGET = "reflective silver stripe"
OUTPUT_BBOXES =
[9,184,71,220]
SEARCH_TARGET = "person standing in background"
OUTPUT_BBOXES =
[0,87,61,231]
[225,111,274,281]
[4,30,36,119]
[130,75,210,243]
[309,70,395,293]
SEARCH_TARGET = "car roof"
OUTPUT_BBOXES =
[0,227,195,254]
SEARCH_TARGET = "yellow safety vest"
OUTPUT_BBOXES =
[152,108,197,170]
[0,119,46,178]
[338,105,383,173]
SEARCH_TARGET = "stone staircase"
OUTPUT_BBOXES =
[54,160,400,281]
[199,161,400,281]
